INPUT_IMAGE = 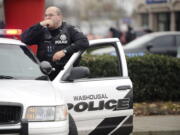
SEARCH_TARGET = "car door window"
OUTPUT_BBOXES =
[76,44,122,78]
[150,35,175,47]
[176,35,180,47]
[176,36,180,57]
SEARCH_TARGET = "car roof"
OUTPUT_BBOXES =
[89,38,120,46]
[0,38,25,46]
[124,31,180,49]
[146,31,180,37]
[90,46,115,55]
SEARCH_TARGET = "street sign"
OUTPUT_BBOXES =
[146,0,167,4]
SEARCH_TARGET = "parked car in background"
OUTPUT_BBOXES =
[123,32,180,57]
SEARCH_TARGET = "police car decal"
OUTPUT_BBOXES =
[73,93,108,101]
[89,116,126,135]
[89,115,133,135]
[67,89,133,134]
[68,98,130,112]
[67,93,131,112]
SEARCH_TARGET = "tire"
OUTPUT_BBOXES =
[69,114,78,135]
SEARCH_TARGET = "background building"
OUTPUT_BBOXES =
[133,0,180,31]
[0,0,134,36]
[46,0,133,36]
[0,0,5,28]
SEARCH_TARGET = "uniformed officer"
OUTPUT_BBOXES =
[21,6,89,80]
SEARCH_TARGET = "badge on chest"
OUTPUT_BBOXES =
[55,34,68,44]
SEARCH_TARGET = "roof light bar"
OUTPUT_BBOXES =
[0,29,22,36]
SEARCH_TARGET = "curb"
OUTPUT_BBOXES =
[133,130,180,135]
[133,115,180,135]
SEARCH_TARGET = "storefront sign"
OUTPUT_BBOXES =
[146,0,167,4]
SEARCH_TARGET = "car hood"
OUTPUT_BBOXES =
[0,80,64,106]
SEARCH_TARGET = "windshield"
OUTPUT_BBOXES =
[0,44,45,80]
[124,34,154,49]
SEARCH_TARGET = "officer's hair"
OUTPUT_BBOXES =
[56,8,62,16]
[47,6,62,16]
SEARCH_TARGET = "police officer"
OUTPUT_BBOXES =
[21,6,89,80]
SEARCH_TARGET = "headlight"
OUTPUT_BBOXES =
[25,105,68,121]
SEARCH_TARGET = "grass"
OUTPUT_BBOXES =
[134,101,180,116]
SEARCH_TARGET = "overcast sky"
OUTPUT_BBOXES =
[120,0,135,15]
[48,0,135,15]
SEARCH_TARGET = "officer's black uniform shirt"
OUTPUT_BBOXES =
[21,22,89,68]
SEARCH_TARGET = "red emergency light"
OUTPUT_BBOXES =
[0,29,22,36]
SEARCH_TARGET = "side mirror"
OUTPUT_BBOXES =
[40,61,53,75]
[62,66,90,81]
[146,43,153,51]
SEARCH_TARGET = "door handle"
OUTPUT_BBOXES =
[116,85,131,90]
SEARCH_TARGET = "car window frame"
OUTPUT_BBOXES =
[75,43,123,79]
[149,35,176,48]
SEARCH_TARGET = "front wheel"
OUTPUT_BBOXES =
[69,114,78,135]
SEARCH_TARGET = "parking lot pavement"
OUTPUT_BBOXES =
[133,115,180,135]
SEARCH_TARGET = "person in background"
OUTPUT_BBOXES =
[21,6,89,80]
[0,21,5,29]
[126,25,136,43]
[109,27,121,39]
[0,21,5,37]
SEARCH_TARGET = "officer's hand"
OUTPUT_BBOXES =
[52,50,65,62]
[40,20,54,28]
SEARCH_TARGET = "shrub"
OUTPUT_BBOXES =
[80,54,180,102]
[127,54,180,102]
[80,54,119,78]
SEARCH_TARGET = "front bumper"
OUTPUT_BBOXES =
[0,119,68,135]
[0,120,28,135]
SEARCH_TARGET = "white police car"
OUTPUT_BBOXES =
[52,38,133,135]
[0,31,133,135]
[0,36,77,135]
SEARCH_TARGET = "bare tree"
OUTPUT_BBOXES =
[75,0,126,20]
[71,0,126,32]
